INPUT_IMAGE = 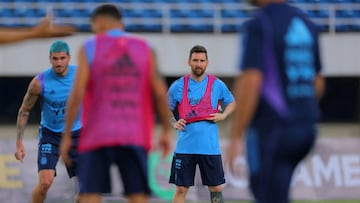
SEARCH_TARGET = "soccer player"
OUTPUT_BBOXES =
[227,0,325,202]
[168,45,236,203]
[0,17,75,44]
[59,4,171,203]
[14,41,81,203]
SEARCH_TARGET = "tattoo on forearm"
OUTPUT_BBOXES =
[17,111,30,141]
[16,79,39,143]
[25,94,35,106]
[24,84,38,107]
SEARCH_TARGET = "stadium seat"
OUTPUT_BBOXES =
[0,0,358,33]
[170,9,190,18]
[317,9,330,18]
[306,0,330,3]
[221,9,248,18]
[221,24,242,32]
[170,24,188,32]
[125,24,141,32]
[332,0,352,3]
[335,24,351,31]
[336,10,354,18]
[142,24,163,32]
[305,10,317,17]
[317,24,329,32]
[0,8,14,18]
[188,24,214,32]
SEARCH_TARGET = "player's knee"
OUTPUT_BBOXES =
[175,186,188,196]
[39,179,53,193]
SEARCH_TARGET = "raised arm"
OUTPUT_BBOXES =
[15,77,40,162]
[0,17,75,44]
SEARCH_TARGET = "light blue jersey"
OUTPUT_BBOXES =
[168,74,234,155]
[37,65,81,132]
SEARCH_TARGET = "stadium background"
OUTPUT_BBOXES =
[0,0,359,202]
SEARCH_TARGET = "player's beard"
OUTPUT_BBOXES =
[55,66,65,73]
[53,65,68,76]
[192,67,205,77]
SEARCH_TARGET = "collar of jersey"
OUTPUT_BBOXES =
[106,29,125,37]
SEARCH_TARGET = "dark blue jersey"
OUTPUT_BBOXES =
[240,3,322,127]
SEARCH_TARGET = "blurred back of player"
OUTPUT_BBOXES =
[228,0,325,202]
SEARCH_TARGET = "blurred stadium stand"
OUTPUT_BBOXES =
[0,0,359,33]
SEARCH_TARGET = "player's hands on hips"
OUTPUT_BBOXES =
[14,143,26,162]
[32,16,76,38]
[226,137,244,174]
[173,118,187,131]
[207,113,226,123]
[60,132,72,167]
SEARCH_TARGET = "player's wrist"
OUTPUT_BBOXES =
[16,139,23,147]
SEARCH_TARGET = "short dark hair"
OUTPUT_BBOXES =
[91,4,122,21]
[189,45,208,59]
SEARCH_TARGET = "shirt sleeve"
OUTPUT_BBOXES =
[214,79,234,106]
[167,78,184,111]
[240,18,265,72]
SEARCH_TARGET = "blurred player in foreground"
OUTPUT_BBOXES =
[60,4,171,203]
[168,45,236,203]
[14,41,81,203]
[0,17,75,44]
[227,0,325,202]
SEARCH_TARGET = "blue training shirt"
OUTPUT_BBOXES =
[168,75,234,155]
[38,65,82,132]
[240,3,322,127]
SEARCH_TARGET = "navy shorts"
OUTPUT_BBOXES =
[246,125,316,203]
[169,153,225,187]
[38,127,79,178]
[78,146,150,196]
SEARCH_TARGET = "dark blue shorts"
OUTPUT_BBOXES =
[246,125,316,203]
[78,146,150,196]
[169,153,225,187]
[38,127,79,178]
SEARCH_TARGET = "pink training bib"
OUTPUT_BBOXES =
[178,74,219,123]
[79,34,154,153]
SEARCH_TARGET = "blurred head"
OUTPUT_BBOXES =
[49,41,71,76]
[188,45,208,78]
[90,4,123,34]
